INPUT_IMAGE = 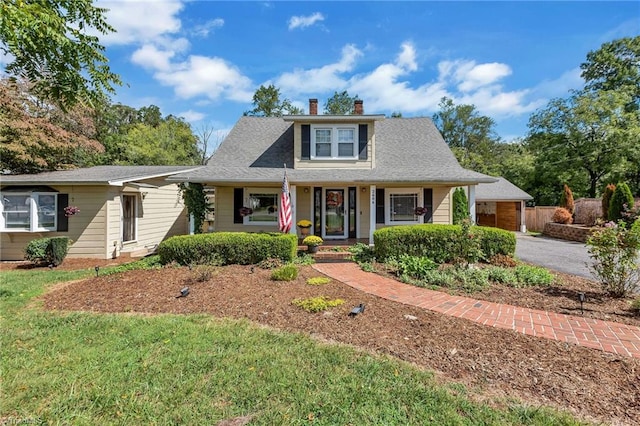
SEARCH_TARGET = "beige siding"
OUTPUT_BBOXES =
[292,122,374,170]
[432,187,452,224]
[1,185,109,260]
[295,186,312,238]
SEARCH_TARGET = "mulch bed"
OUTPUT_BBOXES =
[26,259,640,426]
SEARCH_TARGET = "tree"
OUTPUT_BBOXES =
[452,188,469,224]
[527,89,638,198]
[123,117,201,165]
[195,124,224,164]
[0,0,121,110]
[581,37,640,110]
[324,91,359,115]
[0,78,104,173]
[608,182,634,222]
[601,183,616,220]
[432,97,501,174]
[245,85,302,117]
[560,184,575,215]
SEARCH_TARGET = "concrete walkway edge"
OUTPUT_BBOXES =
[313,262,640,359]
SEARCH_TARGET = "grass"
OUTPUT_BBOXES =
[0,264,583,425]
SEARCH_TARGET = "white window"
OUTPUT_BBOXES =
[244,189,279,225]
[1,192,58,232]
[385,188,422,225]
[312,125,357,159]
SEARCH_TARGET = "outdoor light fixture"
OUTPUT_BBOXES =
[95,266,100,277]
[578,292,586,315]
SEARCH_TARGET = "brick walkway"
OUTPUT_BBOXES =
[313,262,640,359]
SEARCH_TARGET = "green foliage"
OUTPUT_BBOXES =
[244,84,302,116]
[324,91,359,115]
[270,264,298,281]
[359,262,376,272]
[454,218,483,265]
[560,184,575,215]
[292,296,344,312]
[0,0,122,110]
[348,242,376,264]
[24,237,70,266]
[513,265,555,287]
[292,253,315,265]
[302,235,323,247]
[179,183,211,234]
[47,237,70,266]
[587,221,640,297]
[417,269,456,287]
[601,183,616,220]
[306,277,331,286]
[608,182,634,222]
[393,255,438,280]
[450,267,491,292]
[374,224,515,263]
[157,232,298,266]
[486,266,518,285]
[122,118,201,165]
[452,188,469,224]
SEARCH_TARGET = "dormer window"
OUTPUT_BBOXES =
[311,125,357,159]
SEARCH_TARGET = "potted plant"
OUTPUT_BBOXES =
[414,206,428,216]
[302,235,323,254]
[297,219,312,236]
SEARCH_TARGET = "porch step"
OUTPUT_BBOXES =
[310,249,353,263]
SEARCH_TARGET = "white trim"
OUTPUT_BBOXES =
[290,184,297,235]
[108,167,202,186]
[322,188,348,239]
[384,188,423,225]
[121,193,138,243]
[310,125,358,160]
[468,185,476,224]
[369,185,376,244]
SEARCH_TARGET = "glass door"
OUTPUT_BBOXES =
[323,189,347,239]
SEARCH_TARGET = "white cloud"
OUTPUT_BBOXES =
[192,18,225,38]
[154,55,254,102]
[288,12,325,30]
[131,44,175,71]
[95,0,184,45]
[438,60,512,92]
[275,44,362,94]
[178,109,206,122]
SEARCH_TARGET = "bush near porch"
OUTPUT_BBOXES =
[158,232,298,265]
[374,224,515,263]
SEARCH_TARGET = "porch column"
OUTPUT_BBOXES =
[290,184,297,234]
[468,185,476,224]
[369,185,376,245]
[520,200,527,233]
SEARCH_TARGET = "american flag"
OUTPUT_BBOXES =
[279,170,293,233]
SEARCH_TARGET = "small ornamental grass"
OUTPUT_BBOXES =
[270,264,298,281]
[306,277,331,286]
[292,296,344,313]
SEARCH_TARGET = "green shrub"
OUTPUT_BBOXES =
[395,254,438,280]
[453,218,483,265]
[601,183,615,220]
[374,224,514,263]
[586,221,640,297]
[420,269,455,287]
[514,264,554,287]
[306,277,331,286]
[608,182,634,222]
[292,296,344,313]
[486,266,518,284]
[349,242,375,263]
[271,264,298,281]
[157,232,297,265]
[452,188,469,225]
[292,253,315,265]
[450,267,490,292]
[24,238,50,264]
[257,258,283,269]
[24,237,70,266]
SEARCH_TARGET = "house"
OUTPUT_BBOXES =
[474,177,533,232]
[0,166,200,260]
[168,99,497,242]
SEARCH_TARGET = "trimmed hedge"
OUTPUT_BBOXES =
[24,237,70,266]
[157,232,298,266]
[374,224,515,263]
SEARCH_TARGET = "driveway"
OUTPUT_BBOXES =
[514,233,595,280]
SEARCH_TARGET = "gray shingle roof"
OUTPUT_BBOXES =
[169,116,497,185]
[1,166,202,186]
[475,177,533,201]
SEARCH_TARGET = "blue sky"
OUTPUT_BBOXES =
[94,1,637,146]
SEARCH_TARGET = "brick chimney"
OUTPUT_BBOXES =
[354,99,363,115]
[309,98,318,115]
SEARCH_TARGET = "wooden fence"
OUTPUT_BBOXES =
[525,207,556,232]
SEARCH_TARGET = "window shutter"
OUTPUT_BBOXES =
[423,188,433,223]
[57,194,69,232]
[376,188,385,224]
[358,124,368,160]
[301,124,310,160]
[233,188,243,224]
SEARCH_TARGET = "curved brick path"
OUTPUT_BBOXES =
[313,262,640,359]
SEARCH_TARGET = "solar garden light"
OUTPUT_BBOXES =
[578,292,586,315]
[95,266,100,277]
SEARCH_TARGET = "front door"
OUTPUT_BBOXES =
[323,189,347,239]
